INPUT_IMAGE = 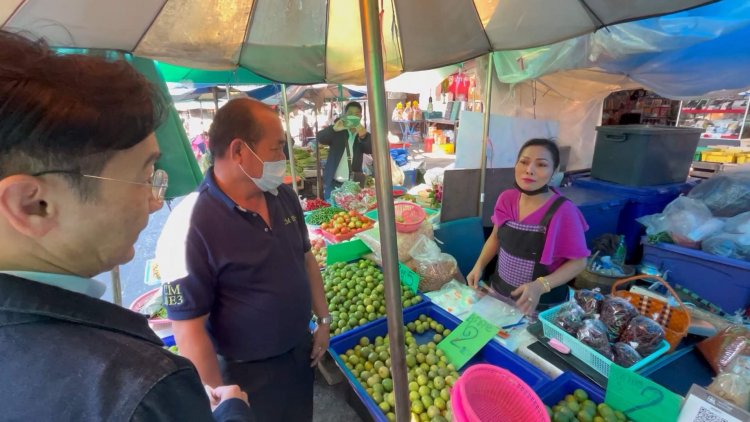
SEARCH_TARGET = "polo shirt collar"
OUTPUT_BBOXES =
[0,273,163,346]
[202,167,238,210]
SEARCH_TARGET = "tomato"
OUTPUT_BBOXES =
[321,223,328,229]
[349,210,358,217]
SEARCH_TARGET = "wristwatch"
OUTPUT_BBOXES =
[316,315,332,325]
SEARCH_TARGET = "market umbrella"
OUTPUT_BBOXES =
[1,0,716,84]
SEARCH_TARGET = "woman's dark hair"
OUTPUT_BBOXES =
[208,98,273,158]
[345,101,362,113]
[517,138,560,170]
[0,30,166,200]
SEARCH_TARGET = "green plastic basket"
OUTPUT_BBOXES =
[539,304,669,377]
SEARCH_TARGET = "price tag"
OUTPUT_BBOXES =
[398,262,420,293]
[326,239,371,265]
[437,313,499,369]
[606,365,682,422]
[678,384,750,422]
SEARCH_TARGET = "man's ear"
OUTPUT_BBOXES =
[228,138,246,163]
[0,175,57,237]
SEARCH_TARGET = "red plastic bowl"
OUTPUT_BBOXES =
[129,287,172,330]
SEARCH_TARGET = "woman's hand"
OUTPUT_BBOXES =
[466,265,483,289]
[333,120,347,132]
[511,280,545,315]
[356,124,367,138]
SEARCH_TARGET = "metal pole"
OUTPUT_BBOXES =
[212,87,220,112]
[314,109,322,198]
[281,83,299,195]
[478,54,494,216]
[111,265,122,306]
[358,1,409,420]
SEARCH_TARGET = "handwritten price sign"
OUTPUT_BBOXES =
[437,313,499,369]
[606,365,681,422]
[398,262,420,293]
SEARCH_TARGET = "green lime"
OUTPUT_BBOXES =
[379,401,390,413]
[382,378,393,392]
[574,388,588,402]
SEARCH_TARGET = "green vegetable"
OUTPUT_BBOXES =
[306,206,344,225]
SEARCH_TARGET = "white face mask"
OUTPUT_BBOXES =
[238,143,286,195]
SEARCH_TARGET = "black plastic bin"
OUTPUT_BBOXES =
[591,125,702,186]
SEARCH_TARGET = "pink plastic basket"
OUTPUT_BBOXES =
[451,364,549,422]
[129,287,172,331]
[394,201,426,233]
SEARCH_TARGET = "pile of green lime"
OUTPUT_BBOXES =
[340,314,457,422]
[547,389,630,422]
[324,259,423,336]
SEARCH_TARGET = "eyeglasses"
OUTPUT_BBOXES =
[32,169,169,201]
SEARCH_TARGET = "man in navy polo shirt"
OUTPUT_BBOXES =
[164,98,330,422]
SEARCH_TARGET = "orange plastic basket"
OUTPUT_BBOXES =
[451,364,549,422]
[394,201,426,233]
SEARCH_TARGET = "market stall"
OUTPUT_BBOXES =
[12,0,750,421]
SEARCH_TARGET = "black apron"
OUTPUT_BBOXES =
[490,196,569,310]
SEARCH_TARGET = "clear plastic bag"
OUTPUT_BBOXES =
[356,220,434,263]
[689,171,750,218]
[707,355,750,410]
[553,298,586,336]
[701,232,750,261]
[574,288,605,317]
[637,196,716,245]
[600,296,639,341]
[724,211,750,234]
[577,319,614,360]
[613,342,643,368]
[409,234,460,292]
[619,316,666,357]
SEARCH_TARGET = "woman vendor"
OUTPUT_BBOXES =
[467,139,590,315]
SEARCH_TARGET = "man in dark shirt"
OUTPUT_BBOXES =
[164,98,331,422]
[0,31,252,421]
[316,101,372,198]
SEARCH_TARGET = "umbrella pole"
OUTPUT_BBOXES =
[111,265,122,306]
[281,84,299,195]
[314,109,322,198]
[358,1,409,421]
[478,54,494,216]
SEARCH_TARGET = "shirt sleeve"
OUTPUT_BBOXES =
[540,200,591,266]
[491,189,518,227]
[164,226,216,320]
[131,369,255,422]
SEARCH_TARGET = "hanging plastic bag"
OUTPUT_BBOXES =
[689,171,750,218]
[706,355,750,410]
[408,234,460,292]
[356,220,434,264]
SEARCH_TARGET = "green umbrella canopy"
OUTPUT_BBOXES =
[156,61,273,85]
[54,49,203,199]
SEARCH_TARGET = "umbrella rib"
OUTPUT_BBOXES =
[576,0,612,32]
[389,0,404,71]
[323,0,331,83]
[2,0,28,27]
[132,0,170,52]
[469,0,494,53]
[238,0,260,73]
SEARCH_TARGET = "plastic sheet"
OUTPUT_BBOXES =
[637,196,716,245]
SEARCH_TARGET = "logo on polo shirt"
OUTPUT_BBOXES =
[163,282,184,306]
[284,215,298,225]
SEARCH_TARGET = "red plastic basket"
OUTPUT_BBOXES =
[394,202,426,233]
[451,364,549,422]
[129,287,172,331]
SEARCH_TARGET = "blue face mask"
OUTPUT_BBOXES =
[238,143,286,195]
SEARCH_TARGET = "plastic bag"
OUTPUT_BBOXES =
[553,299,586,336]
[707,355,750,410]
[425,280,482,318]
[356,220,434,263]
[409,235,460,292]
[697,325,750,375]
[613,342,643,368]
[574,288,605,317]
[724,211,750,234]
[577,319,614,360]
[637,196,714,242]
[390,157,405,186]
[689,171,750,217]
[619,316,666,357]
[600,296,639,341]
[701,232,750,261]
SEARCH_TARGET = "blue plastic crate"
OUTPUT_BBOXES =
[536,372,605,406]
[162,335,175,347]
[558,185,629,247]
[329,302,550,422]
[643,242,750,313]
[573,177,698,258]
